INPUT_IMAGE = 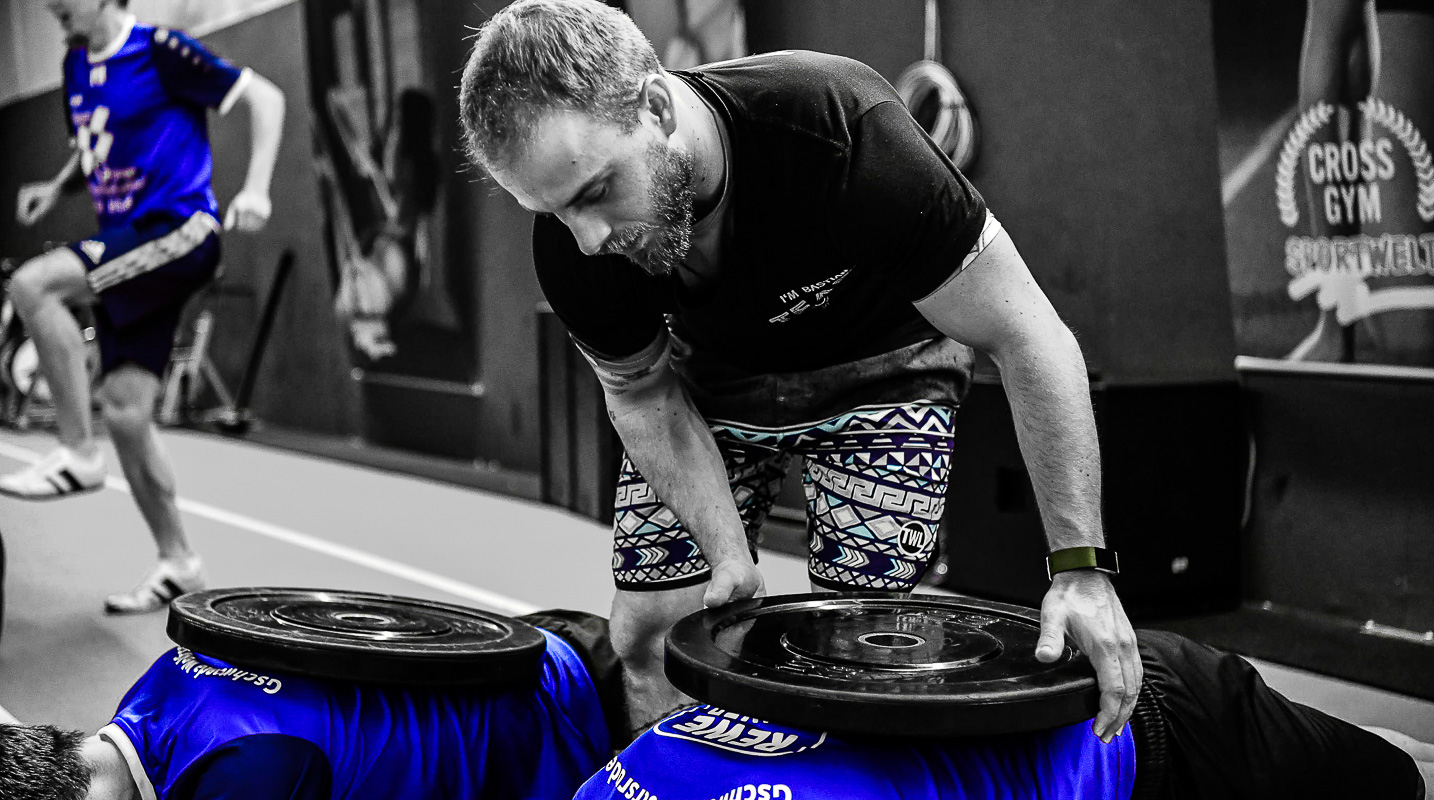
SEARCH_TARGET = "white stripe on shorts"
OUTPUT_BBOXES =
[87,211,220,294]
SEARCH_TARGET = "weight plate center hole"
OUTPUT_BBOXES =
[335,612,391,625]
[858,631,926,649]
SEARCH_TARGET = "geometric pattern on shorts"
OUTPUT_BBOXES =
[791,405,953,590]
[611,447,791,589]
[610,402,954,592]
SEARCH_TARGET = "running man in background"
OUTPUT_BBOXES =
[6,0,285,613]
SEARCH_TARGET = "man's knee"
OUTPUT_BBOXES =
[610,587,703,670]
[9,259,57,314]
[98,368,159,436]
[8,250,90,314]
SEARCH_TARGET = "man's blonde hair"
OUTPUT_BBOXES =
[459,0,661,172]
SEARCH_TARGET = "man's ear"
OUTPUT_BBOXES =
[639,74,678,136]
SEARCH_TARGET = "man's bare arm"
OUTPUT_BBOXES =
[223,70,285,231]
[913,223,1140,743]
[588,335,763,606]
[16,149,82,226]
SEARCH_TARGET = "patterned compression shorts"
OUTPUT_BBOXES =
[611,402,955,591]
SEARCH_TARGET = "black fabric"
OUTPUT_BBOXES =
[1129,678,1169,800]
[167,733,333,800]
[1375,0,1434,12]
[519,609,631,747]
[533,50,987,382]
[1136,629,1424,800]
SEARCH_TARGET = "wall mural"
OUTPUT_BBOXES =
[628,0,746,70]
[1218,0,1434,368]
[304,0,463,364]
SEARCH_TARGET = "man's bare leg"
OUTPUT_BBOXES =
[610,582,707,737]
[7,248,98,454]
[97,365,204,613]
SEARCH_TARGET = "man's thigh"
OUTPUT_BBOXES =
[610,443,790,591]
[12,247,96,306]
[795,403,955,591]
[1139,630,1424,800]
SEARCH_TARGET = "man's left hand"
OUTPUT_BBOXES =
[1034,569,1140,744]
[224,189,273,231]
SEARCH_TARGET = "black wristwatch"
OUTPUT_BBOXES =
[1046,546,1120,580]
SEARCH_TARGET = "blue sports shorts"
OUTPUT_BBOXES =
[69,210,220,377]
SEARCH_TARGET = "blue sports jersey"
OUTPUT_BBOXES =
[99,630,611,800]
[575,704,1137,800]
[62,15,244,231]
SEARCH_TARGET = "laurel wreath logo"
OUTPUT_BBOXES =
[1276,99,1434,227]
[1360,98,1434,223]
[1276,101,1335,229]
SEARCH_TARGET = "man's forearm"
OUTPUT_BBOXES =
[606,383,753,567]
[239,74,285,194]
[53,149,82,188]
[993,328,1105,552]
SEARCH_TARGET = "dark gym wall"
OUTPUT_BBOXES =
[420,0,550,474]
[0,2,359,436]
[203,3,359,435]
[746,0,1237,385]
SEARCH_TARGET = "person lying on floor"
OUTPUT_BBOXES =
[0,610,625,800]
[577,629,1434,800]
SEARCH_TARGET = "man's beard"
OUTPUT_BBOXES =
[609,140,695,277]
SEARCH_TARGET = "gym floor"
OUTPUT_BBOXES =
[0,426,1430,741]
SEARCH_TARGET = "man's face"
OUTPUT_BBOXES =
[492,108,696,277]
[46,0,108,45]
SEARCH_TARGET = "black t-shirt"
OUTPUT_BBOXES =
[535,50,988,423]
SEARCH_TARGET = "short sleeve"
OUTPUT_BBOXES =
[166,734,333,800]
[148,28,248,113]
[837,101,988,301]
[532,213,668,360]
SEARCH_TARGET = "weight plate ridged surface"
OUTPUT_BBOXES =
[168,587,546,687]
[665,593,1099,737]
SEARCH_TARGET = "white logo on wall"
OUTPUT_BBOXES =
[1276,99,1434,324]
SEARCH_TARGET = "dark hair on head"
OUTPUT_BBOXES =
[458,0,660,173]
[0,725,92,800]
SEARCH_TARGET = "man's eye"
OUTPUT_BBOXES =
[584,185,608,204]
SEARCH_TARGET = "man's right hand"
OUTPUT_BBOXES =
[703,559,765,608]
[16,181,61,227]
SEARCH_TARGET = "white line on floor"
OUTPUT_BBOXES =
[0,440,539,616]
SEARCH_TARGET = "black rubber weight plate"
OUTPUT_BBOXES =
[168,587,547,687]
[666,592,1100,737]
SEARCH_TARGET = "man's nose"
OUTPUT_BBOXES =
[564,212,612,257]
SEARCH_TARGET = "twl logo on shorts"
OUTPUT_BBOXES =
[654,705,826,757]
[896,520,936,558]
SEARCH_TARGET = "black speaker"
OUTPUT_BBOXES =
[935,379,1246,620]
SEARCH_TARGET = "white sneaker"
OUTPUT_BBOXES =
[104,556,206,615]
[0,447,106,500]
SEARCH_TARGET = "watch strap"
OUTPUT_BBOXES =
[1046,546,1120,579]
